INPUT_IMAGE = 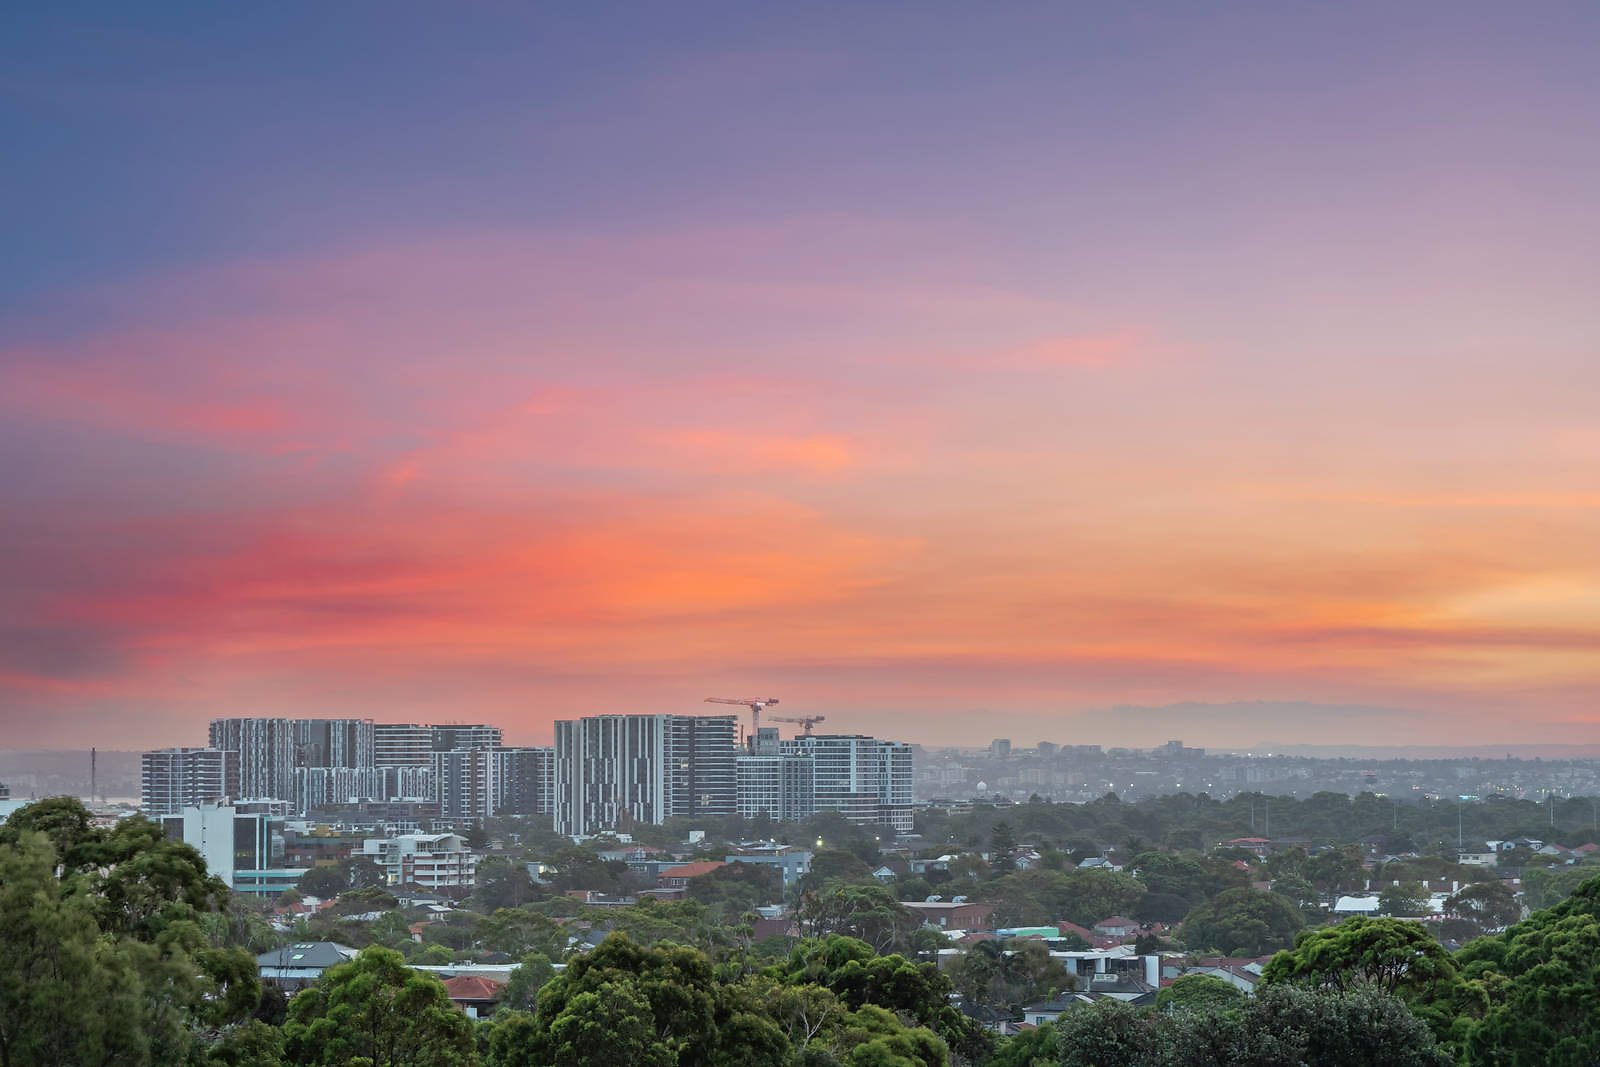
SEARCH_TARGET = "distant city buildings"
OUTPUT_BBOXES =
[495,747,555,816]
[143,712,912,839]
[553,714,739,836]
[141,747,239,816]
[148,718,549,830]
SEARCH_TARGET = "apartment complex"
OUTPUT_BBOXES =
[553,714,739,835]
[142,747,239,816]
[147,713,909,835]
[353,832,478,889]
[787,734,915,832]
[552,715,912,835]
[150,718,550,827]
[208,718,297,801]
[495,746,556,816]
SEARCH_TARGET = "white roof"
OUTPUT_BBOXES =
[1333,895,1381,913]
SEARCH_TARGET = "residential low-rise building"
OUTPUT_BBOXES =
[354,832,478,889]
[726,844,813,889]
[256,942,359,990]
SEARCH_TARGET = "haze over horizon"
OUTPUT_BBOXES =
[4,5,1599,750]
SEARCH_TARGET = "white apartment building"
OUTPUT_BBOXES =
[736,753,815,822]
[782,735,914,832]
[142,747,238,816]
[354,832,478,889]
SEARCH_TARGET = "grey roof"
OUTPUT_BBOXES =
[256,942,359,970]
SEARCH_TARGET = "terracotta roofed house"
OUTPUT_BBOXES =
[657,860,726,889]
[441,975,506,1019]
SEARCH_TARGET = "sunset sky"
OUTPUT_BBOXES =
[3,4,1599,749]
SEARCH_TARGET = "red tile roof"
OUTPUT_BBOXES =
[658,861,726,880]
[442,976,505,1002]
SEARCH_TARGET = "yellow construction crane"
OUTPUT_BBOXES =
[704,697,779,741]
[770,714,826,736]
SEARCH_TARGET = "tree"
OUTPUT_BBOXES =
[1378,881,1428,918]
[1262,917,1457,999]
[473,857,542,912]
[0,801,259,1066]
[797,849,878,894]
[990,1021,1057,1067]
[298,856,386,899]
[473,907,567,958]
[298,866,346,899]
[796,882,917,953]
[545,981,675,1067]
[1057,983,1451,1067]
[502,952,557,1012]
[989,822,1019,873]
[1454,872,1600,1064]
[202,1020,287,1067]
[1157,973,1245,1013]
[504,934,788,1067]
[1055,999,1158,1065]
[1180,887,1305,956]
[0,831,149,1066]
[1305,848,1366,900]
[1129,850,1247,908]
[953,941,1071,1015]
[773,935,989,1063]
[281,946,477,1066]
[687,860,782,916]
[1443,880,1519,933]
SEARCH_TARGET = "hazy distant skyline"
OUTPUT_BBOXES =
[3,5,1599,749]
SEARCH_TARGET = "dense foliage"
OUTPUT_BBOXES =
[10,795,1600,1065]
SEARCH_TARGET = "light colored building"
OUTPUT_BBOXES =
[292,766,386,813]
[433,747,497,826]
[783,734,914,832]
[554,714,738,836]
[141,747,238,816]
[161,800,305,894]
[736,753,815,822]
[354,832,478,889]
[373,723,434,768]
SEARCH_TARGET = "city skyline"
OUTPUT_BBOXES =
[5,5,1600,749]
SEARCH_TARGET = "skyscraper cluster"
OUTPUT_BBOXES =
[553,716,913,836]
[144,713,912,837]
[142,718,551,825]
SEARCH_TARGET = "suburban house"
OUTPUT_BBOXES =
[441,975,506,1019]
[1092,916,1142,940]
[657,860,725,890]
[255,942,359,990]
[902,899,997,930]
